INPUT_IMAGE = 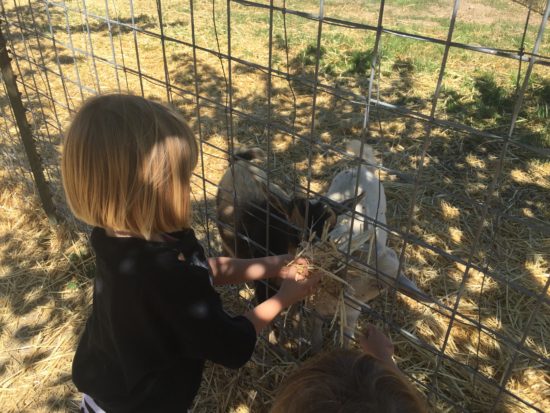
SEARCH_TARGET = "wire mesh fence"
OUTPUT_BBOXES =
[513,0,548,14]
[0,71,31,186]
[0,0,549,411]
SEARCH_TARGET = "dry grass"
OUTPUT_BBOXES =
[0,175,89,412]
[1,0,549,412]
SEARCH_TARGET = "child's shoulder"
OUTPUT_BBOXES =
[90,227,199,254]
[90,227,211,283]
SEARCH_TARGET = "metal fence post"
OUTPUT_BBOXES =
[0,24,59,224]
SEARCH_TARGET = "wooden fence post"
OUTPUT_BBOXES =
[0,25,59,224]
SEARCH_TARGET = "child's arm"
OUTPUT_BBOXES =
[163,259,319,368]
[207,255,306,286]
[244,273,320,334]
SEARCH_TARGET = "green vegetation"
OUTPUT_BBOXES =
[278,2,550,147]
[12,0,547,146]
[292,42,374,77]
[440,72,550,147]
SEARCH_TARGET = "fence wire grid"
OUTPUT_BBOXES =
[0,0,549,412]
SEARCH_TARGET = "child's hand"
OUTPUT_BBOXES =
[279,257,311,281]
[360,324,394,363]
[276,270,320,307]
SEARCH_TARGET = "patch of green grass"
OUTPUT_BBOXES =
[272,54,282,67]
[323,31,355,46]
[386,0,445,6]
[532,76,550,111]
[274,33,287,51]
[441,72,550,147]
[443,72,513,120]
[440,86,463,114]
[346,50,375,75]
[411,55,441,73]
[66,280,79,290]
[293,30,444,79]
[521,75,550,147]
[99,0,550,147]
[474,73,514,118]
[293,42,375,77]
[299,43,327,66]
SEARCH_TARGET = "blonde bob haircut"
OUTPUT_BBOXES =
[62,94,198,240]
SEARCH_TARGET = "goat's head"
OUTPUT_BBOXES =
[264,187,363,252]
[290,195,363,237]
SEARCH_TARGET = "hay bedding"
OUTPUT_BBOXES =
[292,227,376,312]
[2,146,549,412]
[191,136,550,412]
[0,176,89,412]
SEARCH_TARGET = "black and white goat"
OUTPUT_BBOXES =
[311,140,428,350]
[216,148,360,303]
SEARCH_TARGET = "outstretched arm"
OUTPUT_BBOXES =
[207,255,306,286]
[244,270,320,333]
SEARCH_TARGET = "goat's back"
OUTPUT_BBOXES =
[216,149,292,258]
[326,141,388,247]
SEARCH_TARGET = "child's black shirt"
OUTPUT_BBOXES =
[72,227,257,412]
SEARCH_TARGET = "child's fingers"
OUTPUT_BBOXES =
[293,260,312,281]
[279,265,292,279]
[296,257,310,266]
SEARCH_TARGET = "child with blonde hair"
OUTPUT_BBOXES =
[62,94,319,412]
[271,324,429,413]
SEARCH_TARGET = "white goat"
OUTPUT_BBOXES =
[311,140,427,351]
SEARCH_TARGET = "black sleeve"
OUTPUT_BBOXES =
[150,260,257,369]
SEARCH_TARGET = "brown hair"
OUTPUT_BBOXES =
[61,94,198,239]
[271,349,429,413]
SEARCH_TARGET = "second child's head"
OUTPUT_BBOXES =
[270,326,429,413]
[62,94,198,240]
